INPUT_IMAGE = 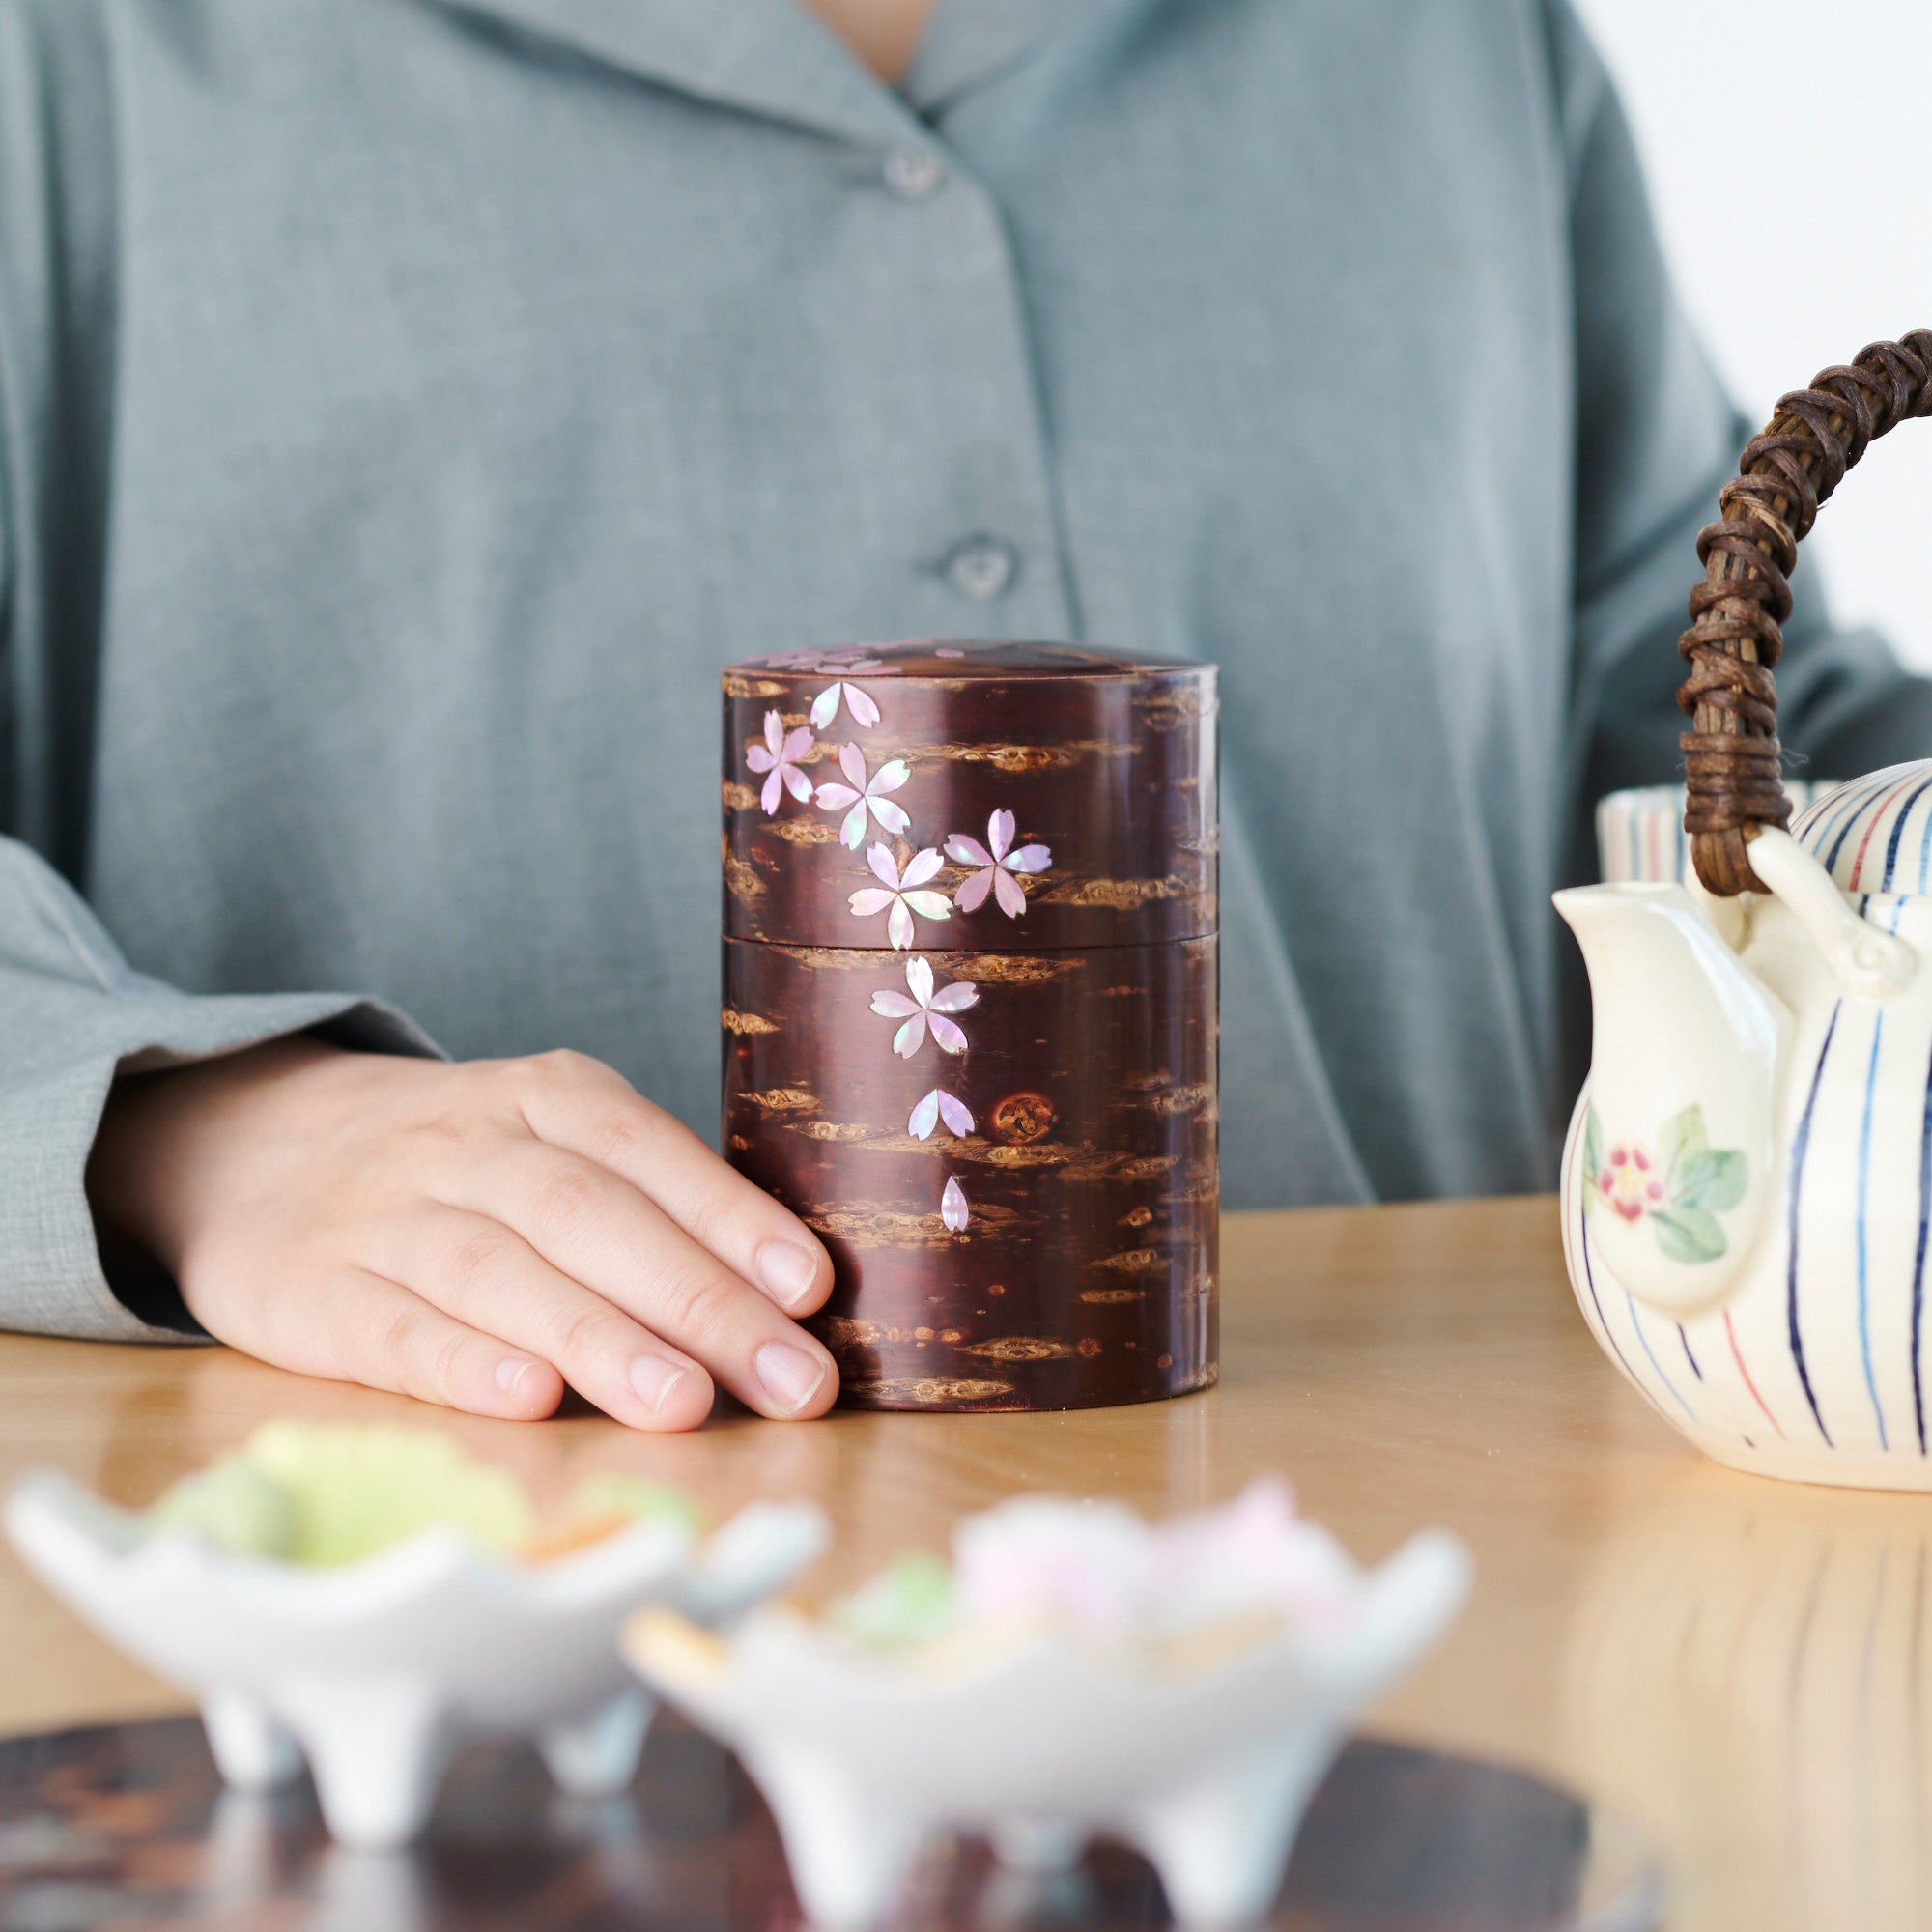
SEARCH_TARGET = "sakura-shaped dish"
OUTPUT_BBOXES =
[5,1423,827,1849]
[625,1481,1470,1930]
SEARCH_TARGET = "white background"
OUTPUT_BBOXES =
[1574,0,1932,668]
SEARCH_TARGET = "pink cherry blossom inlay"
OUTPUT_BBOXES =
[743,709,816,815]
[848,843,952,951]
[813,744,911,850]
[909,1088,976,1141]
[869,955,978,1059]
[810,682,883,732]
[757,644,903,680]
[944,809,1052,918]
[941,1176,970,1232]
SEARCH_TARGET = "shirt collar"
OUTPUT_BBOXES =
[903,0,1084,114]
[422,0,919,150]
[421,0,1091,146]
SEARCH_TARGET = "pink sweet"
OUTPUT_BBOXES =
[951,1481,1351,1638]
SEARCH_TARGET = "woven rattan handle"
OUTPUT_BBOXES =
[1680,330,1932,895]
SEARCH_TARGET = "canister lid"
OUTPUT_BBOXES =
[723,641,1217,950]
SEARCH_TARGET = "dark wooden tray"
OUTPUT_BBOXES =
[0,1714,1658,1931]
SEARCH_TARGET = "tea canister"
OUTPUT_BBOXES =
[721,640,1218,1412]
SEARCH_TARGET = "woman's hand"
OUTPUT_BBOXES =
[86,1039,839,1430]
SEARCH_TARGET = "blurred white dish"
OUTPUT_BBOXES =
[626,1488,1470,1930]
[6,1468,826,1849]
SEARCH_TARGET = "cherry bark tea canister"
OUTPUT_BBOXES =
[722,640,1219,1412]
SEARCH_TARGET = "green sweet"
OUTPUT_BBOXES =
[149,1453,298,1558]
[831,1550,960,1648]
[235,1421,533,1567]
[569,1472,702,1538]
[144,1424,709,1570]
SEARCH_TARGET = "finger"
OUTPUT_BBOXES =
[237,1264,565,1422]
[372,1207,718,1433]
[507,1051,835,1316]
[437,1143,839,1421]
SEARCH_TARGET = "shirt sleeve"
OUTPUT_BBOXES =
[1548,0,1932,833]
[0,840,441,1342]
[0,3,440,1343]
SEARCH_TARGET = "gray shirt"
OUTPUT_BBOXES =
[4,0,1926,1340]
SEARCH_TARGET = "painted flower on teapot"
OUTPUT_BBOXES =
[1584,1107,1747,1262]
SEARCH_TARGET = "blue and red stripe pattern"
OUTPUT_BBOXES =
[1794,765,1932,894]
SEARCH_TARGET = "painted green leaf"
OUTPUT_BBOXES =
[1651,1205,1727,1264]
[1674,1147,1747,1214]
[1584,1106,1604,1187]
[1656,1105,1709,1185]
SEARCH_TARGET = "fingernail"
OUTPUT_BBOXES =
[495,1356,536,1399]
[754,1340,830,1417]
[629,1353,691,1415]
[754,1240,822,1311]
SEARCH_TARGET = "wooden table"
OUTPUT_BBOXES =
[4,1195,1924,1932]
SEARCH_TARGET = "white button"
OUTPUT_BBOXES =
[946,537,1018,601]
[882,148,947,201]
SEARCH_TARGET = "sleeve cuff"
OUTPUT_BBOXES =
[0,989,442,1344]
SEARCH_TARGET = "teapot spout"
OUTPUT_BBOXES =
[1554,884,1782,1314]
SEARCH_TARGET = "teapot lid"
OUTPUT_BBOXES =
[1791,762,1932,895]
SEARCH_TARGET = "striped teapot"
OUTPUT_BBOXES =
[1558,332,1932,1490]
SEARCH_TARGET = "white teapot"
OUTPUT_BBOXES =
[1560,769,1932,1488]
[1558,330,1932,1489]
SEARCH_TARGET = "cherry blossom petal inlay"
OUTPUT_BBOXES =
[944,809,1053,918]
[743,709,815,815]
[813,745,912,849]
[941,1176,970,1232]
[869,956,978,1060]
[908,1089,976,1141]
[848,846,953,951]
[810,682,883,731]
